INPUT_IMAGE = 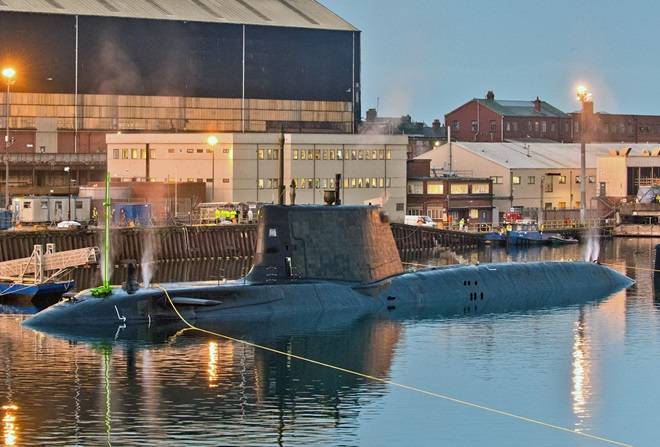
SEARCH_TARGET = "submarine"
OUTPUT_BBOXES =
[23,201,633,334]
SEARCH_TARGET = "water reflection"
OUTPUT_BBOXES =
[1,239,659,445]
[571,310,591,426]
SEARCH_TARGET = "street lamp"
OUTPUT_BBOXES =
[64,166,72,220]
[3,67,16,209]
[576,84,592,225]
[207,135,218,202]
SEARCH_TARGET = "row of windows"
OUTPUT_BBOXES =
[292,148,392,161]
[407,182,489,195]
[452,119,569,134]
[285,177,393,190]
[510,175,596,185]
[113,148,158,159]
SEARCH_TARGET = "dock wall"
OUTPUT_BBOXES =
[0,224,480,264]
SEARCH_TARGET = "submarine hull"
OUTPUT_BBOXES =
[22,261,633,334]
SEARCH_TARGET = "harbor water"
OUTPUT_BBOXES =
[1,238,658,446]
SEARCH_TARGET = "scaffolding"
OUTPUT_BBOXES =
[0,244,98,284]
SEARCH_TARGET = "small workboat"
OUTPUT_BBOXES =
[548,235,579,245]
[481,232,506,245]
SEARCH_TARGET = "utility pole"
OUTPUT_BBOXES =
[576,85,592,226]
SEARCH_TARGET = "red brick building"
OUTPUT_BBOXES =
[445,91,572,142]
[407,159,493,225]
[571,106,660,143]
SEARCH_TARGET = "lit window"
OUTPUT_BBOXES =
[372,150,378,160]
[258,149,264,160]
[337,149,343,160]
[269,228,277,237]
[131,148,139,159]
[307,150,313,160]
[512,176,521,185]
[329,149,336,160]
[322,150,328,160]
[293,149,298,160]
[379,177,384,187]
[258,179,264,189]
[379,149,384,160]
[469,209,479,219]
[559,175,567,184]
[471,184,489,194]
[490,176,503,184]
[187,148,194,154]
[122,148,129,159]
[358,150,364,160]
[315,150,320,160]
[450,183,469,194]
[386,178,391,187]
[273,149,279,160]
[357,178,363,188]
[558,201,567,209]
[372,177,377,187]
[386,149,392,160]
[408,181,423,194]
[343,178,349,188]
[351,178,357,188]
[300,150,306,160]
[427,182,443,194]
[364,177,371,188]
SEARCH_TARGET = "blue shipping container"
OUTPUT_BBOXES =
[112,204,151,226]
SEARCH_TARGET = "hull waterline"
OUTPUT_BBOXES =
[22,261,634,337]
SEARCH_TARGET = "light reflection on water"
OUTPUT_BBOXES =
[1,238,659,446]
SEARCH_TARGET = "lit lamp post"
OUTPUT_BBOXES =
[207,135,218,202]
[64,166,72,220]
[2,67,16,209]
[576,85,592,225]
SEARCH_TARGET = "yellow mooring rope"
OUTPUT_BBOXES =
[155,284,634,447]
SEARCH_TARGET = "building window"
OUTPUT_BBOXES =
[528,176,535,184]
[315,149,320,160]
[358,150,364,160]
[131,148,139,159]
[396,202,404,211]
[351,150,357,160]
[307,150,313,160]
[559,175,567,184]
[112,149,119,159]
[258,179,264,189]
[407,207,422,216]
[379,177,384,187]
[450,183,468,194]
[513,122,519,132]
[300,149,306,160]
[472,183,489,194]
[534,121,540,132]
[545,181,553,193]
[528,121,532,131]
[550,122,556,133]
[427,207,444,220]
[490,176,503,184]
[196,148,204,154]
[364,177,371,188]
[541,121,547,133]
[427,182,444,194]
[337,149,343,160]
[293,149,298,160]
[329,149,336,160]
[575,176,582,184]
[512,176,521,185]
[558,201,567,209]
[489,120,496,132]
[452,120,460,131]
[168,148,175,153]
[505,122,511,132]
[588,176,596,183]
[471,120,478,133]
[386,178,391,188]
[150,149,156,159]
[186,148,194,154]
[469,209,479,219]
[386,149,392,160]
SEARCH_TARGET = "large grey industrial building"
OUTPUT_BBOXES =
[0,0,360,194]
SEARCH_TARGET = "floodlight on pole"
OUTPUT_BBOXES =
[207,135,218,202]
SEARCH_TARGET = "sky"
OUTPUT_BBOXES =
[321,0,660,124]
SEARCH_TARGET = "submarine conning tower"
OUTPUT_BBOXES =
[246,205,404,284]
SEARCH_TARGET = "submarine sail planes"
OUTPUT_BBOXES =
[23,205,633,332]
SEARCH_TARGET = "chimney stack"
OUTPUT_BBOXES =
[486,90,495,101]
[534,96,542,113]
[366,108,377,122]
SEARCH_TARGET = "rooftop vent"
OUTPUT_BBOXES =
[486,90,495,101]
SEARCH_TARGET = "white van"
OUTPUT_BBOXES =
[404,215,436,227]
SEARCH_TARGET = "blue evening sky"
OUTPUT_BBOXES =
[320,0,660,123]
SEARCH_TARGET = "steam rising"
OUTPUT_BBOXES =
[141,230,156,288]
[583,228,600,262]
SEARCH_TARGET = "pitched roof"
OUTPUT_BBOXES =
[0,0,357,31]
[476,99,569,118]
[417,142,660,170]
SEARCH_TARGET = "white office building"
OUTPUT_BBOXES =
[106,133,408,220]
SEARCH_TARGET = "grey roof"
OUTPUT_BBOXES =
[0,0,357,31]
[417,142,660,170]
[476,98,569,118]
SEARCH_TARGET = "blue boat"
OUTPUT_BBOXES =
[0,280,75,300]
[482,231,506,245]
[506,223,546,245]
